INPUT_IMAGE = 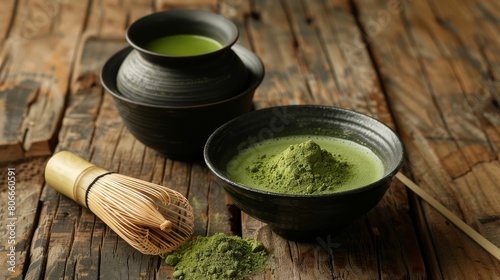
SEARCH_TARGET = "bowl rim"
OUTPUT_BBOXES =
[126,9,239,59]
[100,44,265,109]
[204,105,406,198]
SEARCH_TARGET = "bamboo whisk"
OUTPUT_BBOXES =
[44,151,194,255]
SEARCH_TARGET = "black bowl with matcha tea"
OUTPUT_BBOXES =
[204,105,405,240]
[116,9,248,106]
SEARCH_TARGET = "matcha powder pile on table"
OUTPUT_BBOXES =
[164,233,269,280]
[248,140,352,194]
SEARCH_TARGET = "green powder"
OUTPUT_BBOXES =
[246,140,352,194]
[164,233,269,280]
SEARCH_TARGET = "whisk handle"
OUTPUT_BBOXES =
[45,151,97,203]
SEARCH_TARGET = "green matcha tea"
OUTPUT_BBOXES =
[145,34,222,56]
[226,136,384,195]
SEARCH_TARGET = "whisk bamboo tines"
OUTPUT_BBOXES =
[44,151,194,255]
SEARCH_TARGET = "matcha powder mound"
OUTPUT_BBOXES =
[164,233,269,280]
[248,140,352,194]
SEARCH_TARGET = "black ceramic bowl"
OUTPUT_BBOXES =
[101,44,264,160]
[117,10,249,106]
[204,105,405,240]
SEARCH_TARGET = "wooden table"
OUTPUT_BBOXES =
[1,0,499,279]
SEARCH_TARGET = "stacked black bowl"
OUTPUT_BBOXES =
[101,10,264,160]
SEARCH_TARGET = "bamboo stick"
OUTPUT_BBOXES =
[396,172,500,261]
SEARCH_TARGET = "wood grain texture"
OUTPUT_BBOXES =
[0,0,499,279]
[0,0,90,162]
[0,157,46,280]
[353,0,500,277]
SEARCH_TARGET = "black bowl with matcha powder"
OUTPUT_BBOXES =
[204,105,405,240]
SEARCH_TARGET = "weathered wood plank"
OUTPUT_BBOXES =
[0,158,46,280]
[0,0,16,43]
[0,0,90,162]
[246,0,313,108]
[280,0,343,108]
[405,0,493,170]
[0,81,38,162]
[469,0,500,117]
[353,0,500,277]
[428,0,500,259]
[206,172,239,235]
[155,0,216,10]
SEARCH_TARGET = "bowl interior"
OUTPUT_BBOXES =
[127,10,238,57]
[205,105,405,196]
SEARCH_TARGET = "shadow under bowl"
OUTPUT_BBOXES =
[101,44,264,160]
[204,105,405,241]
